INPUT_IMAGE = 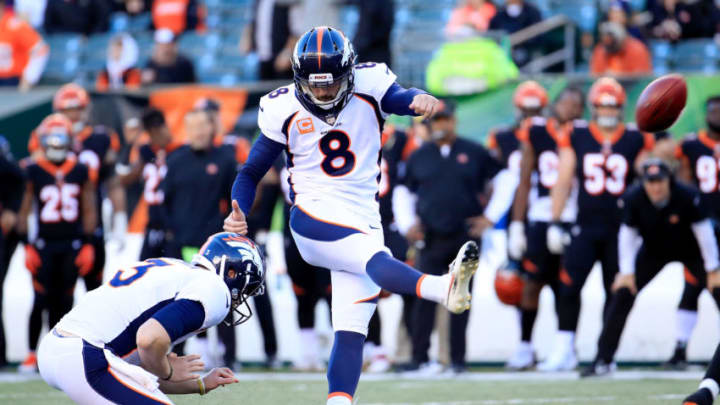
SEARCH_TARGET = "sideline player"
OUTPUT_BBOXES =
[684,339,720,405]
[540,77,653,371]
[28,84,126,290]
[487,80,548,371]
[116,108,181,259]
[17,114,98,372]
[224,27,479,404]
[507,86,584,370]
[37,232,265,404]
[582,159,720,376]
[671,95,720,368]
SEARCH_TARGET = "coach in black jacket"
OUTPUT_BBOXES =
[163,108,236,257]
[583,158,720,377]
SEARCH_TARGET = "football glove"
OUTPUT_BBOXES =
[75,244,95,276]
[25,245,41,275]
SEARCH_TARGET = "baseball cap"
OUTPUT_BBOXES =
[428,99,456,121]
[641,158,671,181]
[194,97,221,112]
[154,28,175,44]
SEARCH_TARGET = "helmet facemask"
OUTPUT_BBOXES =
[218,253,266,327]
[42,132,71,163]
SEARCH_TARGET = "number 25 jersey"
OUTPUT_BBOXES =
[558,120,653,225]
[25,156,91,240]
[258,62,396,228]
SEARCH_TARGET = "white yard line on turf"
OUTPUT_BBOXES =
[363,397,619,405]
[228,370,704,381]
[363,394,690,405]
[0,370,704,383]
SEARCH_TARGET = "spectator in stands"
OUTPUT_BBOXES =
[445,0,497,39]
[124,0,149,16]
[489,0,542,66]
[646,0,720,41]
[0,3,48,91]
[96,33,141,91]
[151,0,205,36]
[591,22,652,76]
[141,28,196,85]
[353,0,394,66]
[606,0,644,42]
[43,0,112,36]
[245,0,294,80]
[14,0,46,28]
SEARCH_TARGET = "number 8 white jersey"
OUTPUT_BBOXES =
[258,63,397,229]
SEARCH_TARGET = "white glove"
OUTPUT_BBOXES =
[546,223,566,254]
[111,211,128,249]
[508,221,526,260]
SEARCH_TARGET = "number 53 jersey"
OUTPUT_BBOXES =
[258,62,396,229]
[558,120,654,225]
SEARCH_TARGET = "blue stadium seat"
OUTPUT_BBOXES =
[127,12,151,33]
[110,12,129,33]
[42,56,80,84]
[672,39,718,72]
[178,32,221,56]
[45,34,84,55]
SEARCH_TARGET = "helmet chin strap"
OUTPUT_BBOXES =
[219,254,227,278]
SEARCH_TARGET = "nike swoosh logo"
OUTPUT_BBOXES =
[369,225,380,230]
[226,295,230,309]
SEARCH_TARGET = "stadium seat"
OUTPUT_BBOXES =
[44,34,84,55]
[42,56,80,84]
[672,39,718,72]
[110,12,129,33]
[178,32,221,56]
[127,12,152,33]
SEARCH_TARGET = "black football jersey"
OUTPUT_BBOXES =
[137,142,180,229]
[26,156,89,240]
[379,128,415,226]
[677,130,720,220]
[527,117,566,199]
[487,120,529,171]
[560,120,652,225]
[75,125,120,232]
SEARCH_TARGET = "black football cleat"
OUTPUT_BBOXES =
[580,360,616,378]
[664,342,688,370]
[682,387,714,405]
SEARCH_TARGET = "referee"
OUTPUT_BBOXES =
[582,158,720,377]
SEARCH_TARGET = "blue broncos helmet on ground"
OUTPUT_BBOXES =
[291,26,356,123]
[192,232,266,326]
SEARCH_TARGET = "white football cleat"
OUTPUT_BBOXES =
[445,241,479,314]
[506,342,536,371]
[537,344,578,372]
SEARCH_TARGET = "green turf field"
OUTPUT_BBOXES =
[0,372,704,404]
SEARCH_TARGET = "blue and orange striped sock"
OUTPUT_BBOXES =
[366,251,447,303]
[327,331,365,404]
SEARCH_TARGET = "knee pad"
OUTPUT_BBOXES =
[332,302,376,337]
